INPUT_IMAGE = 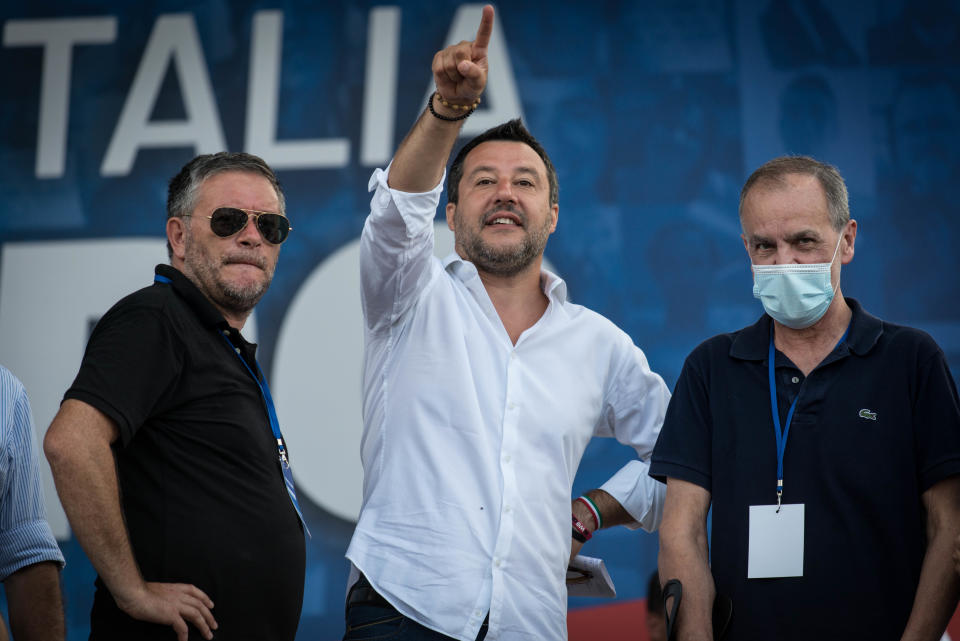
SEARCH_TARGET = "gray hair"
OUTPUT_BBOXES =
[166,152,285,256]
[739,155,849,231]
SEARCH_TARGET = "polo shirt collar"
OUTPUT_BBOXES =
[729,297,883,361]
[154,264,229,330]
[844,298,883,356]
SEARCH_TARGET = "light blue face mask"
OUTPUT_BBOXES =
[751,235,842,329]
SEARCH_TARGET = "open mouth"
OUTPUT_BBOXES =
[484,212,523,227]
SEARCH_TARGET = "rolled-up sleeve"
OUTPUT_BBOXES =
[360,165,446,332]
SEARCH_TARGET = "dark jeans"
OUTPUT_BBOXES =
[343,574,488,641]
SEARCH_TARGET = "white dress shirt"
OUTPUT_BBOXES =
[346,167,670,641]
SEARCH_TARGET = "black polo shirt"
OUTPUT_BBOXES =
[66,264,305,641]
[651,298,960,640]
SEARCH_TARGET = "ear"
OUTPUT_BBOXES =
[840,219,857,265]
[446,202,457,231]
[548,203,559,233]
[167,216,189,262]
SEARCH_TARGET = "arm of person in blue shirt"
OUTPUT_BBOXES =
[657,478,715,641]
[5,561,63,641]
[44,400,217,641]
[0,372,65,641]
[900,475,960,641]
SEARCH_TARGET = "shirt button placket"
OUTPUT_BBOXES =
[492,348,520,626]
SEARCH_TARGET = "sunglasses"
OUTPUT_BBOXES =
[187,207,292,244]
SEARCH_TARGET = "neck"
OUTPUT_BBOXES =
[476,258,549,344]
[477,265,546,311]
[217,307,250,331]
[773,291,851,375]
[172,260,251,331]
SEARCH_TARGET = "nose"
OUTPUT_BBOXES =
[236,212,262,246]
[494,180,515,203]
[768,243,800,265]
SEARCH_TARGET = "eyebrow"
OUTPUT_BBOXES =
[467,165,542,180]
[747,229,822,245]
[783,229,822,243]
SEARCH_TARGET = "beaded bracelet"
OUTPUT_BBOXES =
[437,93,481,111]
[426,92,480,122]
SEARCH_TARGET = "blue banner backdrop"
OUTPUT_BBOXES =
[1,0,959,638]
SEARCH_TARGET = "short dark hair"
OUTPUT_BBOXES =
[166,152,284,257]
[739,155,849,231]
[447,119,559,205]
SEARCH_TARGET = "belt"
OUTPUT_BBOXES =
[346,576,490,636]
[346,581,392,608]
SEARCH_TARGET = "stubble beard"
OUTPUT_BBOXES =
[183,228,274,316]
[455,204,552,277]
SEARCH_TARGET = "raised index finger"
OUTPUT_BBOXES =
[473,5,494,51]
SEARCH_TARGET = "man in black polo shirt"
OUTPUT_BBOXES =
[652,156,960,640]
[44,152,306,641]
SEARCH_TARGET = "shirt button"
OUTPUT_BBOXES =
[475,609,482,617]
[504,454,512,463]
[508,402,516,410]
[504,505,512,513]
[510,352,516,360]
[791,376,799,384]
[495,558,502,567]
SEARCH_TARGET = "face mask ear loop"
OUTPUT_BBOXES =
[830,232,843,264]
[827,231,844,293]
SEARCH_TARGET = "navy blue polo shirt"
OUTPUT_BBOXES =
[651,298,960,640]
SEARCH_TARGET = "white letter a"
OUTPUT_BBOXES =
[101,14,226,177]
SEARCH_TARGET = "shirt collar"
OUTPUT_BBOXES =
[154,264,229,330]
[729,297,883,361]
[441,252,568,303]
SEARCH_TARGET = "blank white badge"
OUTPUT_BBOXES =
[747,504,804,579]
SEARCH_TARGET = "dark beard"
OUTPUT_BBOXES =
[455,204,551,276]
[183,231,273,316]
[462,233,543,276]
[212,274,270,314]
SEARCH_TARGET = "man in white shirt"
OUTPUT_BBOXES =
[343,7,670,640]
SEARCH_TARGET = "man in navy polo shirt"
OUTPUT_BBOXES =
[652,156,960,640]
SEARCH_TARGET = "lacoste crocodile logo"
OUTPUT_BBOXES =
[858,409,877,421]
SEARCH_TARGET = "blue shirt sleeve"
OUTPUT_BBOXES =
[911,341,960,492]
[0,366,65,579]
[650,347,714,492]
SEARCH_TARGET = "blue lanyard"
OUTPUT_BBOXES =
[218,330,310,537]
[155,273,310,536]
[217,331,287,460]
[767,322,849,511]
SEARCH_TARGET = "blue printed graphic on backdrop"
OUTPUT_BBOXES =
[2,0,960,638]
